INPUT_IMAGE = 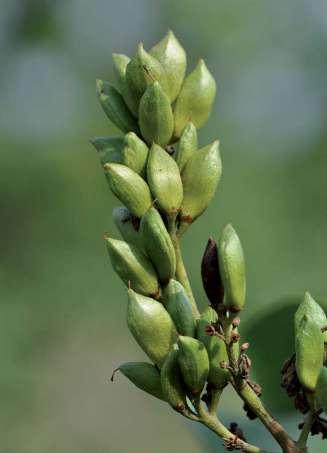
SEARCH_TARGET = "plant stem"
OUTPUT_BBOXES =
[168,215,199,317]
[194,396,272,453]
[234,380,299,452]
[208,388,222,415]
[296,412,313,450]
[296,392,316,450]
[223,323,299,452]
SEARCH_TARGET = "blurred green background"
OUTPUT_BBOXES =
[1,1,327,451]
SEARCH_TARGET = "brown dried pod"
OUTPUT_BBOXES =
[201,236,224,310]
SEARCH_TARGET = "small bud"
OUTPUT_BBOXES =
[139,82,174,147]
[104,163,152,217]
[201,236,224,310]
[173,59,216,137]
[240,342,250,352]
[196,307,229,389]
[140,207,176,283]
[162,279,197,336]
[218,224,246,313]
[96,79,139,133]
[90,136,124,166]
[112,207,140,247]
[105,238,159,297]
[117,362,165,401]
[316,367,327,413]
[295,315,324,391]
[121,132,149,176]
[125,43,169,116]
[180,140,222,224]
[112,53,130,93]
[232,317,241,327]
[174,122,198,172]
[150,30,186,102]
[229,423,246,442]
[295,292,327,342]
[231,332,240,342]
[178,336,209,395]
[161,346,187,412]
[127,289,178,367]
[147,143,183,215]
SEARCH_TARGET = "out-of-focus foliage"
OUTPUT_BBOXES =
[1,1,327,452]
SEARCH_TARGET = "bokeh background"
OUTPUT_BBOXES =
[1,1,327,451]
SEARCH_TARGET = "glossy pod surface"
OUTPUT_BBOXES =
[127,289,178,367]
[118,362,165,400]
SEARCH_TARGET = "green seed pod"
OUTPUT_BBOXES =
[178,336,209,395]
[127,289,178,367]
[106,238,159,297]
[116,361,165,401]
[197,307,229,389]
[121,132,149,176]
[173,59,216,137]
[218,224,246,313]
[316,367,327,413]
[161,346,187,412]
[140,207,176,283]
[180,140,221,224]
[162,279,196,336]
[90,136,124,166]
[96,79,138,133]
[125,43,169,116]
[174,122,198,172]
[139,82,174,147]
[112,207,140,247]
[147,143,183,215]
[295,292,327,342]
[150,30,186,102]
[112,53,130,93]
[104,163,152,217]
[295,315,324,391]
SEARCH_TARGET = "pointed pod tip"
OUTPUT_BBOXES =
[137,42,146,56]
[225,222,234,230]
[110,367,120,382]
[209,140,220,154]
[127,286,134,295]
[185,121,196,130]
[150,142,163,153]
[222,223,236,238]
[103,232,111,242]
[165,29,179,43]
[105,236,123,250]
[195,58,215,81]
[196,58,207,71]
[151,80,162,91]
[96,78,104,92]
[124,131,136,141]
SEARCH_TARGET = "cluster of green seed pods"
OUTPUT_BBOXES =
[92,31,221,233]
[91,31,248,415]
[119,282,232,407]
[91,30,327,450]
